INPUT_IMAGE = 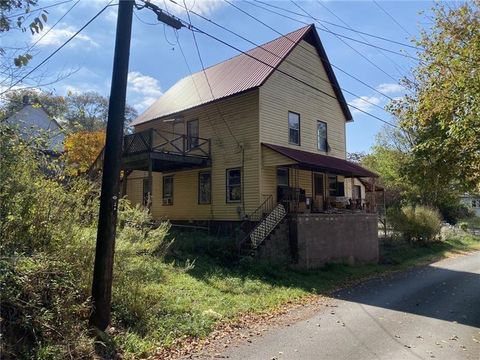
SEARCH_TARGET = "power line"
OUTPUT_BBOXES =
[0,1,114,96]
[183,0,394,113]
[174,30,223,142]
[221,0,395,103]
[180,0,241,147]
[252,0,421,57]
[0,0,81,88]
[314,0,409,78]
[176,17,398,128]
[373,0,412,38]
[291,0,399,83]
[29,0,81,52]
[4,0,74,20]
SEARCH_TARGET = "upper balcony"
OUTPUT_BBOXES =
[122,128,211,172]
[89,128,211,175]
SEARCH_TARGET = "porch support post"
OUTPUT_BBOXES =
[351,177,355,200]
[147,157,153,212]
[371,177,377,213]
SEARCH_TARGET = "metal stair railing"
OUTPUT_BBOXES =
[244,202,287,249]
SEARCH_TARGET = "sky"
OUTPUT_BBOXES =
[0,0,438,153]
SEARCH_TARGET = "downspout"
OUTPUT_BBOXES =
[241,144,245,216]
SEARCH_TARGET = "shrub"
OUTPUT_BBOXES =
[387,205,442,244]
[0,257,93,359]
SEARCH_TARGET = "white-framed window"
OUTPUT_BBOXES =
[288,111,300,145]
[226,168,241,202]
[198,171,211,204]
[277,167,289,187]
[317,121,328,152]
[163,175,174,205]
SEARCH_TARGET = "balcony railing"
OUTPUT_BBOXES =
[123,128,211,159]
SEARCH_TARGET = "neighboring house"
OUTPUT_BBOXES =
[116,25,379,267]
[5,96,64,153]
[460,194,480,217]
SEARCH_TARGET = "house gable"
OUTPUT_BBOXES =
[259,36,348,159]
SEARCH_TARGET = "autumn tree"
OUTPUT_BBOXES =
[64,91,138,132]
[389,1,480,199]
[63,130,105,174]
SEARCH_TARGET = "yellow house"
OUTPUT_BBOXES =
[123,24,378,240]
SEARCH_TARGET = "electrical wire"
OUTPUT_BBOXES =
[373,0,412,37]
[4,0,74,20]
[221,0,395,103]
[315,0,409,77]
[179,0,394,115]
[181,0,241,147]
[291,0,398,83]
[0,1,115,96]
[253,0,421,58]
[180,21,398,128]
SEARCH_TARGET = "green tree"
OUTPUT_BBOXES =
[1,0,48,67]
[0,89,67,121]
[64,91,138,132]
[389,1,480,193]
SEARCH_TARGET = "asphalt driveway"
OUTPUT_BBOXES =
[221,252,480,360]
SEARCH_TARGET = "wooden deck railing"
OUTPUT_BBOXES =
[123,128,211,159]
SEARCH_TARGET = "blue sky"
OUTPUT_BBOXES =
[1,0,436,153]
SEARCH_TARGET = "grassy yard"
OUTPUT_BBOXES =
[110,231,480,358]
[459,215,480,228]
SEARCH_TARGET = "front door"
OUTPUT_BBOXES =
[313,173,324,211]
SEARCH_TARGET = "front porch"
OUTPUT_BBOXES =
[261,143,381,217]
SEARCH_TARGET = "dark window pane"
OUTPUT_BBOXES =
[317,121,327,152]
[288,112,300,145]
[199,171,211,204]
[227,168,242,202]
[163,176,174,205]
[277,168,289,186]
[187,119,199,150]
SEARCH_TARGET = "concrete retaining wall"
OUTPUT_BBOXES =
[293,213,378,269]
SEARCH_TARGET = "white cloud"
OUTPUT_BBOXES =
[154,0,225,16]
[127,71,163,112]
[348,96,382,114]
[34,24,99,48]
[376,83,404,95]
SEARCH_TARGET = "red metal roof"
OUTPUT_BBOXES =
[133,24,352,125]
[263,143,378,178]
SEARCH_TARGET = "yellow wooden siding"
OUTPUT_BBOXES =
[259,40,347,159]
[345,178,366,199]
[126,90,260,221]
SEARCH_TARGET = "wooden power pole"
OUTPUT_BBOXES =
[90,0,134,331]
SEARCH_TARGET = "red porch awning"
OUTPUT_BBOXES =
[262,143,378,178]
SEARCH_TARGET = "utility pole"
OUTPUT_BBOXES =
[90,0,134,331]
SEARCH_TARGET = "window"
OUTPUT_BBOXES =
[162,175,174,205]
[317,121,328,152]
[142,178,151,207]
[226,168,241,202]
[198,171,211,204]
[328,175,337,197]
[328,175,345,197]
[277,167,289,187]
[288,112,300,145]
[187,119,199,150]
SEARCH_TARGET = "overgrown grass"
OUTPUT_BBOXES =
[459,216,480,228]
[111,230,480,358]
